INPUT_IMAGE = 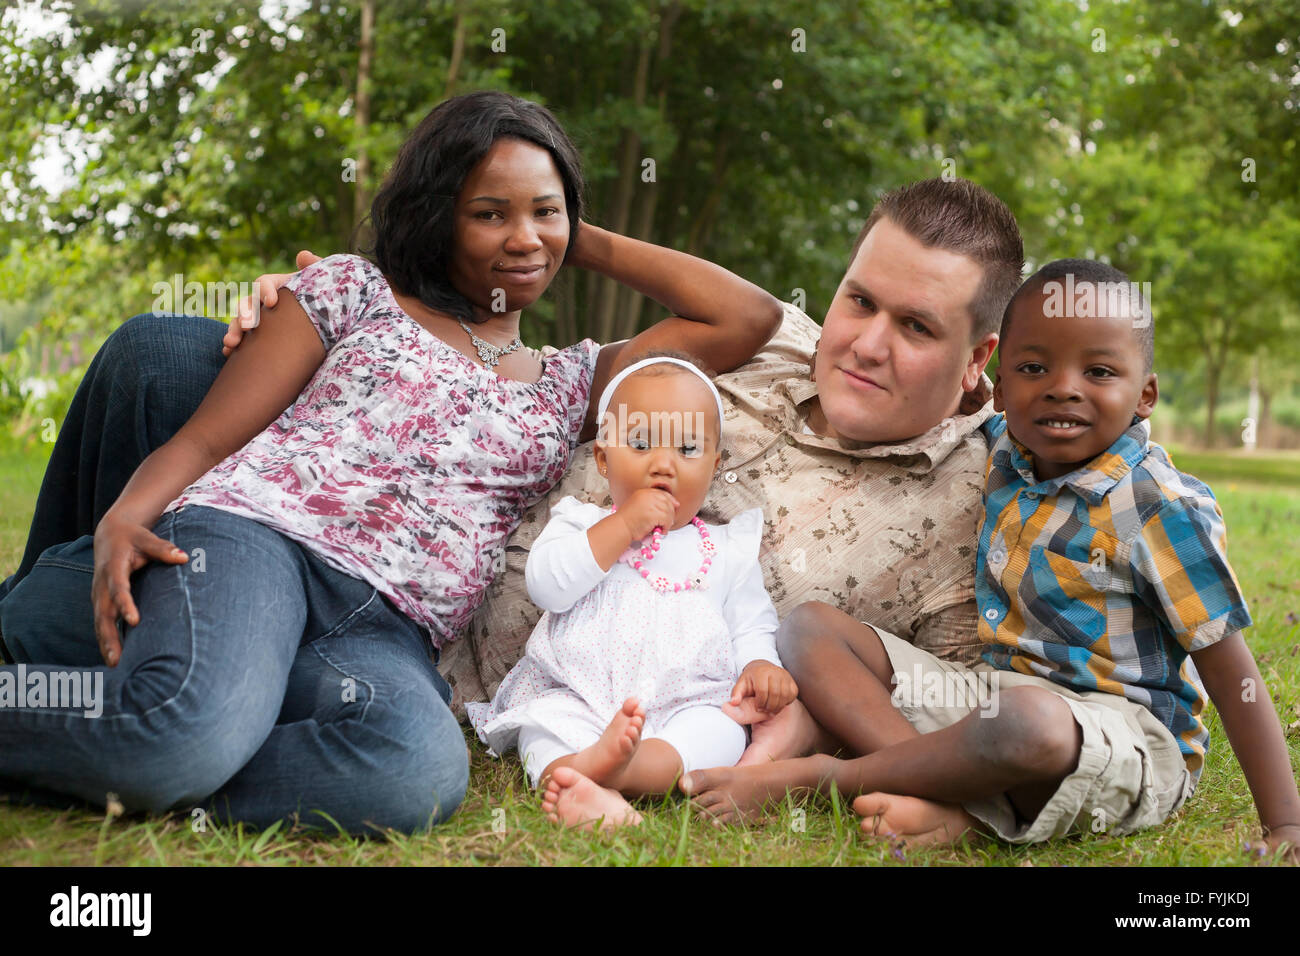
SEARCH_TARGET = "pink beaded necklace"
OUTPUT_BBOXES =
[612,506,717,593]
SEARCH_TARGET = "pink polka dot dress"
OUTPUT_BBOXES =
[466,496,780,758]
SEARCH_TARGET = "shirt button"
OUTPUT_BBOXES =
[990,549,1007,565]
[1024,491,1038,500]
[984,608,1000,620]
[723,471,739,484]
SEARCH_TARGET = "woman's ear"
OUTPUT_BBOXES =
[594,441,608,476]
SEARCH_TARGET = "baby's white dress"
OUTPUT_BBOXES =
[466,496,780,777]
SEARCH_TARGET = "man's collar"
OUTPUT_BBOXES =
[996,417,1151,503]
[778,373,995,471]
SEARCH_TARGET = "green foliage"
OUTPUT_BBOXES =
[1,0,1297,444]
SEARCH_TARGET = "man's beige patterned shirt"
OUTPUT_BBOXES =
[442,303,995,714]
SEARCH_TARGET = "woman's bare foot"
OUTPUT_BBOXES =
[541,766,643,830]
[558,697,645,788]
[734,699,820,766]
[853,792,982,846]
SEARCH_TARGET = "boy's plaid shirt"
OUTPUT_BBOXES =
[976,414,1252,778]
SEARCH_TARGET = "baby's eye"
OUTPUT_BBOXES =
[1017,362,1046,375]
[628,436,650,451]
[1087,366,1117,378]
[680,443,701,458]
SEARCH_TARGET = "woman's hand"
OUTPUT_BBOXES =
[223,249,324,356]
[91,512,188,666]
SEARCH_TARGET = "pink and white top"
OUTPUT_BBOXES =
[168,254,601,647]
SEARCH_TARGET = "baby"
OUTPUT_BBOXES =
[467,352,797,828]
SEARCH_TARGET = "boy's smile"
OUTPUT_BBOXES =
[994,284,1158,481]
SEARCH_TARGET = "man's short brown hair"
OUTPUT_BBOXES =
[850,178,1024,342]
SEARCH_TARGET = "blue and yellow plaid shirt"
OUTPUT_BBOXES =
[976,414,1252,777]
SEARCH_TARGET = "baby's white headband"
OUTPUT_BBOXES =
[595,357,726,439]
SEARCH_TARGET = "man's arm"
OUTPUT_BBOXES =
[1193,632,1300,862]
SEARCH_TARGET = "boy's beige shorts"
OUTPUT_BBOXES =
[874,627,1194,843]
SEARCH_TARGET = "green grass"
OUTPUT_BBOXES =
[0,442,1296,866]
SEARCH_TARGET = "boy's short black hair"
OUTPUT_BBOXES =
[367,91,586,324]
[1001,258,1155,373]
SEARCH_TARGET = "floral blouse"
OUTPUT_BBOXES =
[168,254,600,647]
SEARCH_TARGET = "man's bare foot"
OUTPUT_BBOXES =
[679,763,802,824]
[562,697,645,787]
[853,792,981,846]
[734,699,820,766]
[541,766,643,830]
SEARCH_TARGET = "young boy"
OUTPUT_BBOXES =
[681,259,1300,859]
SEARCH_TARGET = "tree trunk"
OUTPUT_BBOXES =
[1203,348,1220,449]
[615,182,659,339]
[592,39,653,344]
[612,5,679,340]
[351,0,375,245]
[445,4,465,99]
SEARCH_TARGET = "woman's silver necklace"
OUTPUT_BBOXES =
[458,320,523,368]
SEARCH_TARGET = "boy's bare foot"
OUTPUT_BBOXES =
[679,764,795,823]
[853,792,981,846]
[541,766,643,830]
[734,699,819,766]
[566,697,645,787]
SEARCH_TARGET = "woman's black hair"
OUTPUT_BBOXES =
[366,90,585,324]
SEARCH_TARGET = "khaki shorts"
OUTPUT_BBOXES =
[875,628,1194,843]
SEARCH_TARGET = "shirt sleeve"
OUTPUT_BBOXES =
[1130,495,1253,652]
[524,496,612,614]
[281,254,375,350]
[721,509,782,668]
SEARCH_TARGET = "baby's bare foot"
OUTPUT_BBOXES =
[568,697,644,787]
[541,766,643,830]
[853,792,982,846]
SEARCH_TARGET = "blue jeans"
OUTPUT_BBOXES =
[0,314,469,832]
[0,506,469,832]
[2,313,229,596]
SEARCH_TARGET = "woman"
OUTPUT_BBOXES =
[0,91,782,833]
